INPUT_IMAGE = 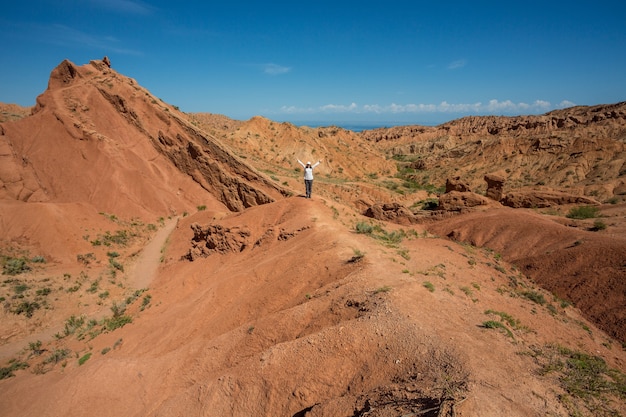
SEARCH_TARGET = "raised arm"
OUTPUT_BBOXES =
[297,159,306,168]
[312,160,321,169]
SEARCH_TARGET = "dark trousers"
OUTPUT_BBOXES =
[304,180,313,198]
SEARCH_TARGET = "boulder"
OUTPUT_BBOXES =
[445,176,471,193]
[363,202,418,225]
[484,173,505,201]
[437,191,493,211]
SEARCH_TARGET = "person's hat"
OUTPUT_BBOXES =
[307,161,311,165]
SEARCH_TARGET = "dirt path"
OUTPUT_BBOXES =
[0,217,179,362]
[128,217,179,289]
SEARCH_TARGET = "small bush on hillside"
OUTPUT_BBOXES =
[0,360,29,380]
[566,205,600,219]
[591,220,607,231]
[44,349,70,365]
[78,352,92,366]
[520,290,546,305]
[355,222,374,234]
[532,344,626,415]
[354,222,405,247]
[2,257,30,275]
[481,320,514,338]
[12,301,40,318]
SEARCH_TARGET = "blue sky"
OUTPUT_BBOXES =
[1,1,625,126]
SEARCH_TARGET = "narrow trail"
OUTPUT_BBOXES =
[129,217,179,289]
[0,217,179,361]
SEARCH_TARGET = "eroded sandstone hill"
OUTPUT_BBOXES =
[0,58,288,216]
[360,102,626,201]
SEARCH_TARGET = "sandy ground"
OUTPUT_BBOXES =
[1,196,624,417]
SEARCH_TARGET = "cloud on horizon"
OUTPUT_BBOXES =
[279,99,576,116]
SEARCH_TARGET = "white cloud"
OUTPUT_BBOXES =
[263,63,291,75]
[314,103,358,113]
[557,100,576,108]
[277,99,570,116]
[447,59,467,69]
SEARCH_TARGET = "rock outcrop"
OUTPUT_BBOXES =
[437,190,494,211]
[445,176,471,193]
[1,59,289,216]
[363,202,419,225]
[484,173,505,201]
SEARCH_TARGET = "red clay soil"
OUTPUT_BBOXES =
[1,197,625,416]
[427,205,626,344]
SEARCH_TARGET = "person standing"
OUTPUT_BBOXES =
[297,159,321,198]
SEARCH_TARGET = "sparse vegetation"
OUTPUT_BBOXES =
[481,320,514,338]
[2,256,30,275]
[0,359,29,380]
[484,309,520,329]
[104,302,132,331]
[78,352,92,366]
[44,348,71,365]
[140,294,152,311]
[423,281,435,292]
[566,205,600,219]
[529,344,626,416]
[520,290,546,306]
[590,219,607,231]
[91,229,134,247]
[373,285,392,294]
[354,222,405,247]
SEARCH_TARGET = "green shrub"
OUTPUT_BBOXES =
[521,290,546,305]
[44,349,70,365]
[482,320,514,338]
[78,352,92,366]
[0,360,29,379]
[64,315,85,336]
[355,222,374,234]
[2,257,30,275]
[423,281,435,292]
[29,340,44,356]
[373,286,392,294]
[535,344,626,413]
[591,220,607,231]
[12,301,40,318]
[104,315,132,331]
[485,310,519,328]
[566,206,599,219]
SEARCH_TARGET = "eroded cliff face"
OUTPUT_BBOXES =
[0,58,288,217]
[360,102,626,201]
